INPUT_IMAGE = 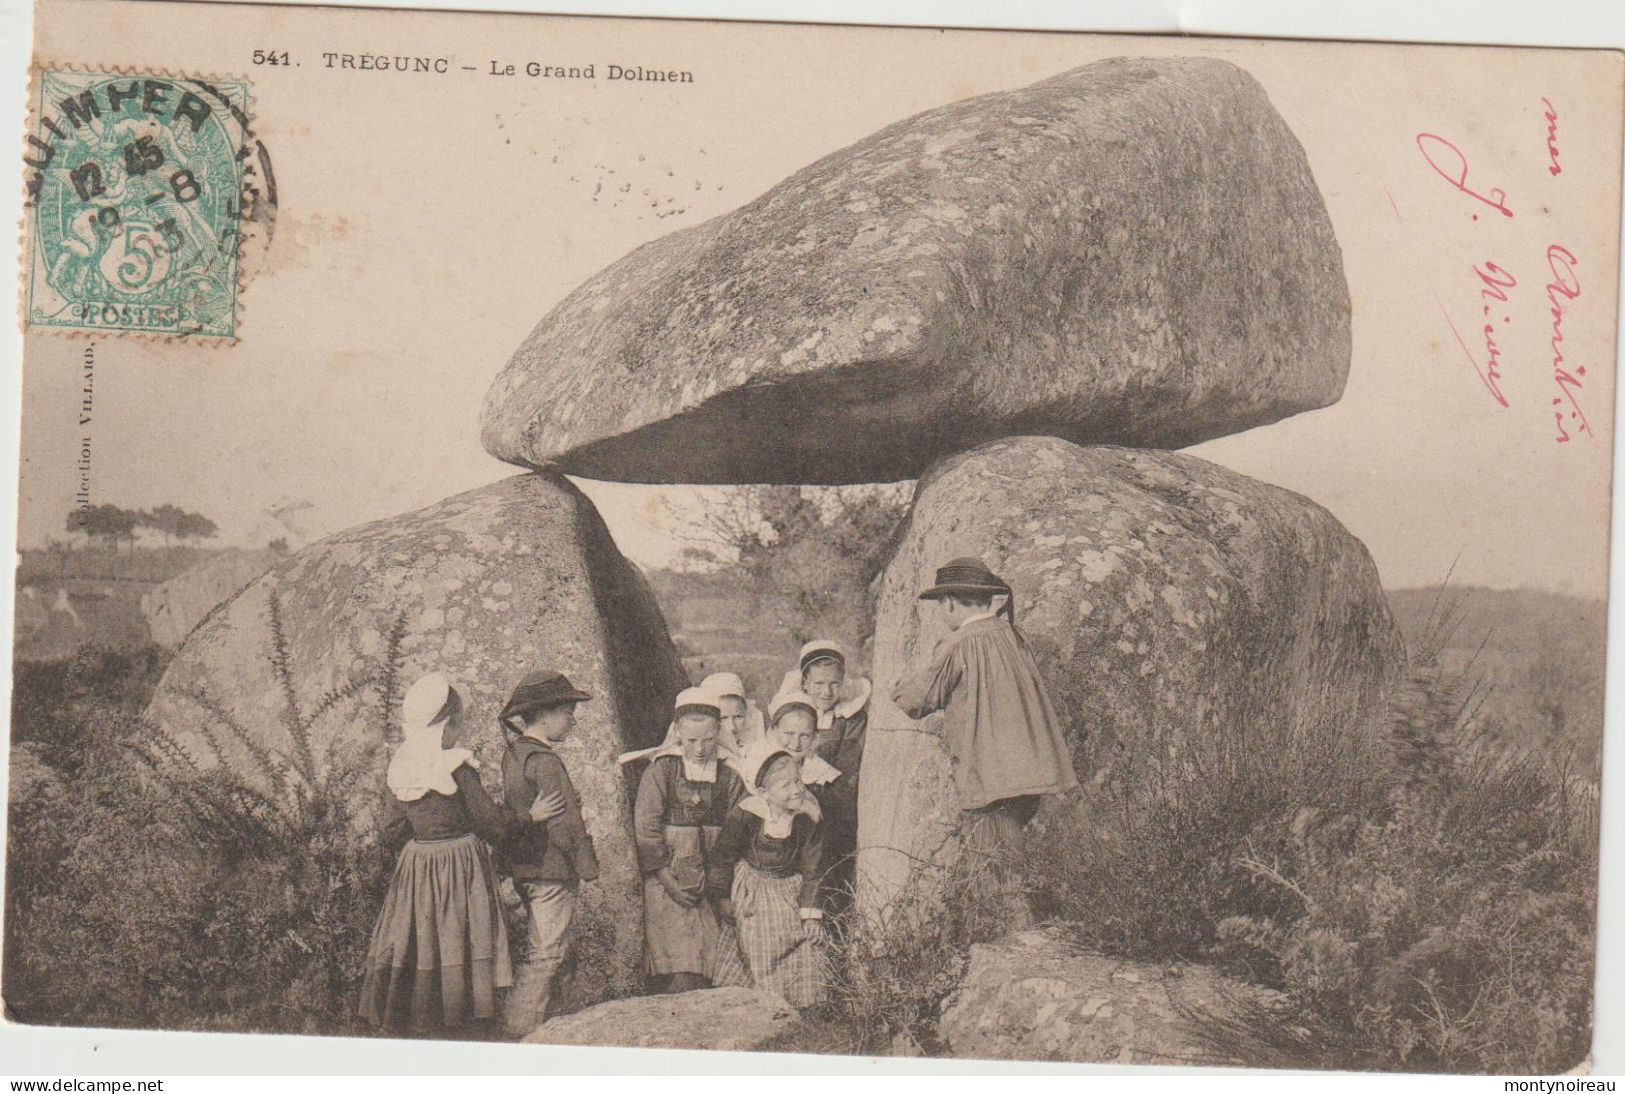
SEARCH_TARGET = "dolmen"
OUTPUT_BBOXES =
[149,55,1399,1005]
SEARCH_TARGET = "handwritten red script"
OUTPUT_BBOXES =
[1411,101,1588,442]
[1417,133,1515,219]
[1542,97,1562,177]
[1546,244,1588,442]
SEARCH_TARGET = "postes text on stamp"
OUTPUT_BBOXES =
[23,69,272,341]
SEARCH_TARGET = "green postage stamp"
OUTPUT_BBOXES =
[22,68,275,340]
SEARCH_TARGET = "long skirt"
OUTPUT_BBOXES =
[642,823,749,986]
[358,834,514,1030]
[732,861,826,1008]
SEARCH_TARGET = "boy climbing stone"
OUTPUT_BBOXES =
[891,557,1079,928]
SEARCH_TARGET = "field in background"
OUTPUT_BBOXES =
[13,547,215,660]
[1386,586,1605,771]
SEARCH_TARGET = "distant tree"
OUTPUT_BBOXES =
[671,545,723,574]
[78,504,139,551]
[667,484,911,647]
[112,506,141,551]
[142,503,190,546]
[63,510,89,549]
[65,503,216,552]
[174,511,219,543]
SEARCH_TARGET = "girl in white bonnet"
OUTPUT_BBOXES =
[358,672,564,1033]
[772,640,869,914]
[700,670,767,754]
[618,687,751,994]
[705,743,829,1008]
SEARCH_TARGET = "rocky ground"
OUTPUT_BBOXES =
[520,926,1276,1064]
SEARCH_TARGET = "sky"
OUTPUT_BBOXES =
[17,5,1623,597]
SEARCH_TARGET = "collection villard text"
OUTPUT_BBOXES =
[258,50,694,83]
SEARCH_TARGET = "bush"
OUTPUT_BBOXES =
[10,645,171,776]
[1203,742,1597,1073]
[1018,587,1600,1073]
[6,753,221,1027]
[1024,706,1393,961]
[5,594,405,1036]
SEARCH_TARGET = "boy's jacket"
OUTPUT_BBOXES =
[500,734,600,882]
[892,615,1080,809]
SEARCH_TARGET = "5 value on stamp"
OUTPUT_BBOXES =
[22,68,276,341]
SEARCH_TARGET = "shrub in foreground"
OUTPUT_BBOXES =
[1019,591,1599,1073]
[5,597,404,1036]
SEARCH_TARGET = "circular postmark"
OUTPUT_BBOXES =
[23,68,278,341]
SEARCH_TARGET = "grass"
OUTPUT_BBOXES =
[4,593,409,1035]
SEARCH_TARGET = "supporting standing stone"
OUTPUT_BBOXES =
[145,472,689,1006]
[857,437,1405,917]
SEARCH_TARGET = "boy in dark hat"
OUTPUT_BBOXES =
[891,557,1079,929]
[498,669,600,1034]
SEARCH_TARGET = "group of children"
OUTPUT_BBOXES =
[358,639,872,1036]
[358,666,600,1035]
[616,640,868,1010]
[359,555,1078,1039]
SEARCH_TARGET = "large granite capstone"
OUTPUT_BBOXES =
[856,437,1405,914]
[145,472,688,1004]
[481,56,1350,484]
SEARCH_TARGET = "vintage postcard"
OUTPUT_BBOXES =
[4,0,1622,1075]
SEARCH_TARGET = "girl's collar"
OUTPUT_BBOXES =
[823,676,872,725]
[798,752,841,785]
[738,792,822,827]
[775,672,873,729]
